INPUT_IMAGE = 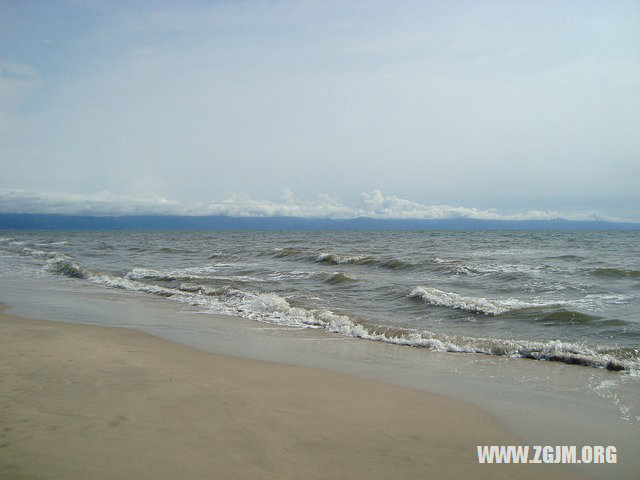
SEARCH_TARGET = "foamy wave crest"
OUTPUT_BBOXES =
[321,316,638,372]
[569,293,636,312]
[479,338,636,371]
[46,255,90,279]
[425,258,480,276]
[268,270,315,280]
[452,262,566,277]
[324,324,637,371]
[316,252,374,265]
[409,284,633,316]
[409,286,534,315]
[124,267,265,285]
[241,293,328,327]
[428,258,570,277]
[22,247,61,259]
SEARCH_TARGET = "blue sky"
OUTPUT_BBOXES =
[1,1,639,220]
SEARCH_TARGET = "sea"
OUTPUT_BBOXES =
[1,229,639,373]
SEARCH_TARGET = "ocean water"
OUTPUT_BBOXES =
[1,230,639,372]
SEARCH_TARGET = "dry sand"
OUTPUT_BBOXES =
[0,305,582,479]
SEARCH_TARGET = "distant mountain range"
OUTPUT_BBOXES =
[1,213,639,230]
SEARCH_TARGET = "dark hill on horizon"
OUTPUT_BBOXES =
[1,213,639,230]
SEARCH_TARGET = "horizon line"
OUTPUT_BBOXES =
[2,212,639,231]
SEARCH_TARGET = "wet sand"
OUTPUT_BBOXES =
[0,304,583,479]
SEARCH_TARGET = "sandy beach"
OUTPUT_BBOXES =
[1,0,638,477]
[0,304,585,480]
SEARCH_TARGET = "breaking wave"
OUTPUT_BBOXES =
[408,286,633,317]
[5,233,637,375]
[316,252,375,265]
[270,246,415,270]
[46,256,90,279]
[408,286,543,315]
[38,252,638,373]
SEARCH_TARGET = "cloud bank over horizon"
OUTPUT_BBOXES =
[0,189,634,223]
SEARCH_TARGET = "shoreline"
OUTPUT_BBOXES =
[0,303,583,479]
[1,266,638,479]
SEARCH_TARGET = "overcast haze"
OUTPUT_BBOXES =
[1,1,639,220]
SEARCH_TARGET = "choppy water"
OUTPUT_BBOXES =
[1,230,639,372]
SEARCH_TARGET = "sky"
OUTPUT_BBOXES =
[1,0,639,221]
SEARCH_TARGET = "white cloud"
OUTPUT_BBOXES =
[0,188,633,223]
